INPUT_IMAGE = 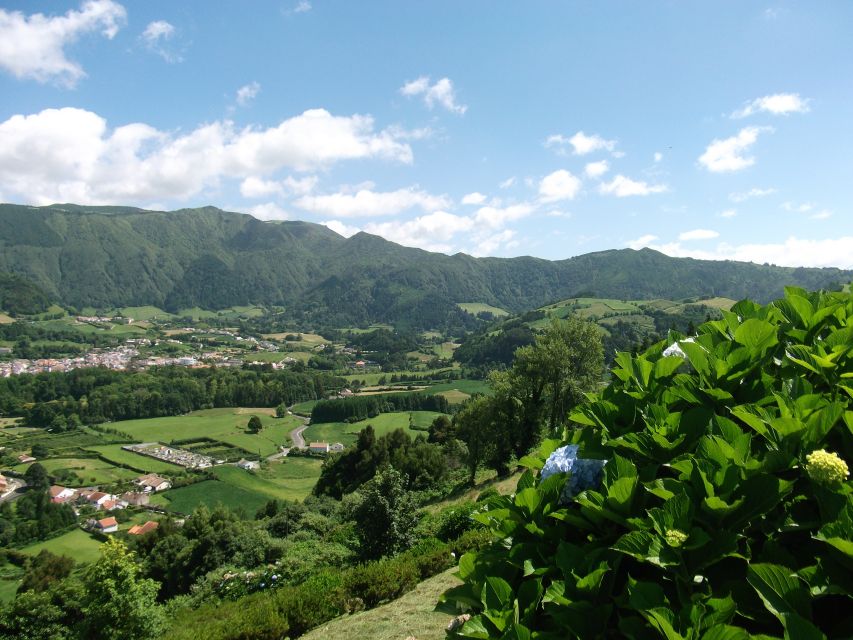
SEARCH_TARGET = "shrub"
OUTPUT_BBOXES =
[342,555,420,608]
[406,537,455,579]
[273,570,345,637]
[435,503,479,541]
[442,288,853,639]
[449,527,493,558]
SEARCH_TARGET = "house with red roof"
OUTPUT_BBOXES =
[128,521,159,536]
[95,517,118,534]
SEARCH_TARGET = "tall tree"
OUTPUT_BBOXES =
[80,538,164,640]
[352,466,418,560]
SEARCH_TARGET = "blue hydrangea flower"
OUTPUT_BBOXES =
[540,445,606,503]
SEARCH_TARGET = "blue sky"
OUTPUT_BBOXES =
[1,1,851,267]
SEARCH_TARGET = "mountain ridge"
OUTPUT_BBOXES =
[1,203,850,327]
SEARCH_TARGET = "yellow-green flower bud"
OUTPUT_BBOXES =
[664,529,688,548]
[805,449,849,486]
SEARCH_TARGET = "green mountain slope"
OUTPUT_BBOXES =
[1,203,850,327]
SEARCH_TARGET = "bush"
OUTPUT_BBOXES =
[449,527,494,558]
[273,570,345,637]
[434,503,479,541]
[342,555,420,608]
[406,537,454,579]
[442,288,853,639]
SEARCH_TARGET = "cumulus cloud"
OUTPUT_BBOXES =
[236,82,261,107]
[499,176,516,189]
[400,76,467,115]
[239,175,317,198]
[653,152,663,163]
[546,131,617,156]
[627,234,659,250]
[584,160,609,179]
[678,228,719,241]
[731,93,810,118]
[364,211,475,253]
[0,0,126,86]
[461,192,487,205]
[473,203,535,229]
[720,209,737,218]
[293,1,312,13]
[294,187,451,218]
[246,202,289,220]
[698,126,772,173]
[322,220,360,238]
[649,237,853,269]
[141,20,182,63]
[599,175,667,197]
[729,187,776,202]
[471,230,518,257]
[0,107,415,205]
[538,169,582,202]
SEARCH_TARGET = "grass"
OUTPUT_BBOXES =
[457,302,509,317]
[157,479,271,516]
[13,457,138,486]
[291,400,319,415]
[301,567,462,640]
[21,528,104,564]
[0,312,14,325]
[425,379,492,397]
[432,342,460,359]
[117,305,174,321]
[214,458,323,502]
[105,408,302,457]
[303,411,444,447]
[242,351,313,363]
[85,444,185,474]
[0,573,21,603]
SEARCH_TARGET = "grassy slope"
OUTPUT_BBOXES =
[156,479,271,516]
[13,457,138,486]
[303,411,445,447]
[21,529,103,564]
[457,302,509,316]
[301,567,461,640]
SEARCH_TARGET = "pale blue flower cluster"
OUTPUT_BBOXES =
[540,445,606,503]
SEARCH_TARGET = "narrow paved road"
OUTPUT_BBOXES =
[289,421,309,448]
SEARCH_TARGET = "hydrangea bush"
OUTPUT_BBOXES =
[441,288,852,639]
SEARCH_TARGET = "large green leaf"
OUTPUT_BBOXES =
[734,318,778,352]
[746,563,811,621]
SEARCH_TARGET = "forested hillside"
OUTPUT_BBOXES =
[1,203,850,328]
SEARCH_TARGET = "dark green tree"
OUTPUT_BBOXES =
[352,466,418,560]
[247,415,262,433]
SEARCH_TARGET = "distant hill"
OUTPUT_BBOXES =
[1,203,850,328]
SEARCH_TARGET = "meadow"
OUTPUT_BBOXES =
[457,302,509,316]
[105,408,302,457]
[21,528,104,564]
[215,459,323,502]
[155,479,271,516]
[12,457,138,486]
[303,410,445,447]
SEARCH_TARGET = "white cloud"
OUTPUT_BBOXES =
[498,176,516,189]
[246,202,289,220]
[294,1,312,13]
[546,131,617,156]
[599,175,667,197]
[141,20,182,63]
[461,192,487,205]
[653,152,663,163]
[400,76,467,115]
[698,126,772,173]
[649,237,853,269]
[471,230,518,257]
[782,201,814,213]
[0,107,415,205]
[320,220,361,238]
[732,93,810,118]
[323,220,360,238]
[364,211,475,253]
[473,203,535,229]
[584,160,609,179]
[627,234,659,250]
[729,187,776,202]
[720,209,737,218]
[236,82,261,107]
[678,228,719,241]
[538,169,582,202]
[0,0,126,86]
[239,174,317,198]
[294,187,451,218]
[810,210,832,220]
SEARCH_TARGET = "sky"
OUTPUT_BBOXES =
[1,1,852,267]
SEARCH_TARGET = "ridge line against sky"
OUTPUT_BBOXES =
[0,1,851,267]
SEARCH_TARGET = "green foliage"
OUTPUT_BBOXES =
[342,555,420,608]
[17,550,74,594]
[311,392,450,423]
[352,466,420,560]
[80,538,164,640]
[0,273,51,316]
[442,288,853,639]
[247,415,262,433]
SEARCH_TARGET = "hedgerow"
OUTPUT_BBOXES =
[441,288,852,639]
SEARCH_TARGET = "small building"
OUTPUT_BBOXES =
[17,454,36,464]
[0,473,8,492]
[49,485,77,503]
[101,499,122,511]
[236,459,260,471]
[128,521,159,536]
[85,491,116,507]
[329,442,345,452]
[135,474,171,492]
[95,517,118,534]
[309,442,330,454]
[121,491,150,506]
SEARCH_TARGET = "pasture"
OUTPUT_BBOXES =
[157,479,271,516]
[457,302,509,317]
[21,528,104,564]
[105,408,303,457]
[303,410,444,447]
[215,459,322,502]
[13,457,138,486]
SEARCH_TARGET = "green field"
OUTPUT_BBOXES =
[457,302,509,317]
[157,479,271,515]
[242,350,313,363]
[425,379,492,397]
[343,367,457,386]
[432,341,460,359]
[85,444,185,474]
[291,400,319,415]
[106,408,302,457]
[303,411,444,447]
[214,459,322,502]
[13,457,138,486]
[21,528,104,564]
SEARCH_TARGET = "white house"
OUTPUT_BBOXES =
[236,459,260,471]
[309,442,330,454]
[49,485,78,503]
[135,474,172,492]
[95,516,118,534]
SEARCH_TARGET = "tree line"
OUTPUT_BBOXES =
[310,392,450,423]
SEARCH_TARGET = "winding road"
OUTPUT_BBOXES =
[264,410,310,460]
